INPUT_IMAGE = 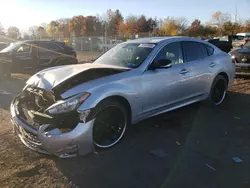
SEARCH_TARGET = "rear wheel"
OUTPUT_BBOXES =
[206,75,228,106]
[93,100,128,149]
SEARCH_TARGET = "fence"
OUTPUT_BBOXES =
[56,36,123,53]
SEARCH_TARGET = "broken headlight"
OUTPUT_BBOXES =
[46,92,91,115]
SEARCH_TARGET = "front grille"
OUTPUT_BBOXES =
[236,54,250,63]
[16,87,56,129]
[18,125,41,145]
[16,126,48,154]
[18,102,41,129]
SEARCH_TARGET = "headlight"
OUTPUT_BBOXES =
[46,92,91,115]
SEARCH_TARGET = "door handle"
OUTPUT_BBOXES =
[210,62,216,67]
[179,69,188,75]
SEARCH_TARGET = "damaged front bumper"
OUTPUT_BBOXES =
[10,97,95,158]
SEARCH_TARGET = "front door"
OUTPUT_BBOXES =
[142,42,187,114]
[12,43,34,73]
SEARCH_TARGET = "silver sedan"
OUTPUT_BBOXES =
[10,37,235,158]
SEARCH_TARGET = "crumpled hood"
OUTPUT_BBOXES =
[26,63,130,91]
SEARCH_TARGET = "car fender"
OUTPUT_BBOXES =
[77,82,141,122]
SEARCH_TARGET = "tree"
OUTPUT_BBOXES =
[221,21,241,35]
[28,26,38,39]
[7,26,20,39]
[211,11,231,26]
[46,20,60,37]
[136,15,150,33]
[187,19,203,37]
[186,19,217,38]
[83,16,102,36]
[104,9,124,36]
[211,11,231,34]
[147,17,157,32]
[201,26,217,38]
[23,33,30,40]
[36,26,48,39]
[68,16,86,37]
[118,15,138,38]
[158,17,181,36]
[242,20,250,32]
[175,17,188,35]
[117,20,127,37]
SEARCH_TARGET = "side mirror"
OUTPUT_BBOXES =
[149,59,172,70]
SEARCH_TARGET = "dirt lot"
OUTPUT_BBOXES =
[1,72,250,187]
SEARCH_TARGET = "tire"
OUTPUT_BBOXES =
[205,75,228,106]
[92,99,128,149]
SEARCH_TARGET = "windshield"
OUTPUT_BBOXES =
[93,43,155,68]
[243,41,250,49]
[0,41,22,53]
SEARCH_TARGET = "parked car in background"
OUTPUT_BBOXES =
[229,40,250,71]
[0,42,8,51]
[206,39,232,53]
[0,40,77,79]
[231,33,250,48]
[10,37,235,158]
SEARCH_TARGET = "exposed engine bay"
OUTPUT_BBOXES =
[17,67,128,130]
[17,87,80,131]
[10,66,129,157]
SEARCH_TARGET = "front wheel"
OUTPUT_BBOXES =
[206,75,228,106]
[93,100,128,149]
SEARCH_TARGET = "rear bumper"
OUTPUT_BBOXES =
[10,98,95,158]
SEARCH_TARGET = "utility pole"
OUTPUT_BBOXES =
[235,6,238,23]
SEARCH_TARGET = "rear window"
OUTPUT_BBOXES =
[39,42,62,51]
[182,41,209,62]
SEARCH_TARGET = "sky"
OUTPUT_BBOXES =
[0,0,250,32]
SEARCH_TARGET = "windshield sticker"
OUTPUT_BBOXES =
[138,44,155,48]
[123,44,136,48]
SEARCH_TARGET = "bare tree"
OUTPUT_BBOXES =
[7,26,21,39]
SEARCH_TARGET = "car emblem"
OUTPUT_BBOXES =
[242,57,248,63]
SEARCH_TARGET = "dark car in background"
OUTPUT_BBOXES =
[206,39,232,53]
[0,40,77,79]
[229,40,250,71]
[0,42,9,51]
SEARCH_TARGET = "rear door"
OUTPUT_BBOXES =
[38,42,63,68]
[181,41,215,100]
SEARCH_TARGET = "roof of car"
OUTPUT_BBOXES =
[128,36,189,44]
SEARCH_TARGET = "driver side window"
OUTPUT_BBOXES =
[155,42,183,65]
[16,44,31,53]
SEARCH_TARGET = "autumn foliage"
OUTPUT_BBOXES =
[1,10,250,40]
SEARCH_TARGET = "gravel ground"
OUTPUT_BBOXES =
[0,73,250,188]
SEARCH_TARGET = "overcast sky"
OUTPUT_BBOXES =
[1,0,250,32]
